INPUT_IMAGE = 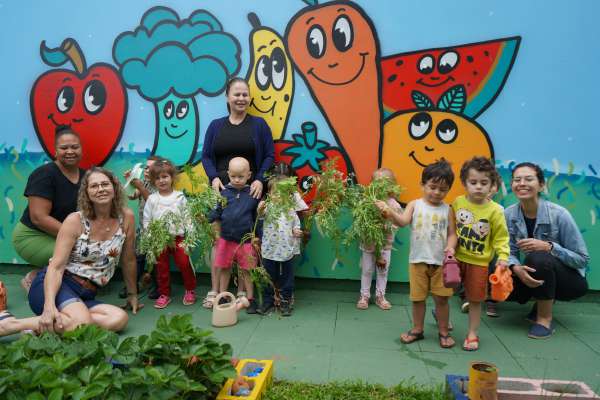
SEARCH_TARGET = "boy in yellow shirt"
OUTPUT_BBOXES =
[453,157,509,351]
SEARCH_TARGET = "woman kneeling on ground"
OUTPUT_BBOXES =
[0,167,140,336]
[12,127,85,291]
[505,162,589,339]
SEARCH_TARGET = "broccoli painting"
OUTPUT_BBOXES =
[113,6,241,165]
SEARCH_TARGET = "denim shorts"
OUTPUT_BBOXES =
[28,267,102,315]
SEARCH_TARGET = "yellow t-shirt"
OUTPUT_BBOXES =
[452,195,509,267]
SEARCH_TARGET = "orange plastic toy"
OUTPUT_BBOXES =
[489,267,513,301]
[0,280,7,311]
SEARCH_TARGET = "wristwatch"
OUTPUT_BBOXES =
[547,241,554,252]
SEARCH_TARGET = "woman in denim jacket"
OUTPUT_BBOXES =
[504,162,589,339]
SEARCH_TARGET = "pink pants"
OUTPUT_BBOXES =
[360,249,391,297]
[156,236,197,296]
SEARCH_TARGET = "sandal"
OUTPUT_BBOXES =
[202,291,217,309]
[375,295,392,310]
[356,295,369,310]
[400,330,425,344]
[439,333,456,349]
[462,336,479,351]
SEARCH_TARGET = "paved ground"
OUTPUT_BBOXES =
[1,266,599,391]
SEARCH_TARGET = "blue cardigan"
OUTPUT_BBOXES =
[201,115,275,184]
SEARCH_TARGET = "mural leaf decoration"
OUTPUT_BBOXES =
[437,85,466,113]
[411,90,434,109]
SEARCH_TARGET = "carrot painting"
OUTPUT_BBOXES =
[284,1,382,184]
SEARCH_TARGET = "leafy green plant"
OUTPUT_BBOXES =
[304,158,352,256]
[0,315,235,399]
[138,217,174,269]
[181,164,226,258]
[343,177,402,259]
[261,176,298,227]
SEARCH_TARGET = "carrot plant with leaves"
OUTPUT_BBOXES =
[303,158,353,255]
[343,177,402,259]
[181,164,226,258]
[138,217,175,268]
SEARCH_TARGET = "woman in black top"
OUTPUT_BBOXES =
[201,77,275,310]
[12,127,85,290]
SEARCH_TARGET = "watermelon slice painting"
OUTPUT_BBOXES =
[381,36,520,119]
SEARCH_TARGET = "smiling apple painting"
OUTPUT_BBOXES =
[30,38,127,168]
[285,1,382,184]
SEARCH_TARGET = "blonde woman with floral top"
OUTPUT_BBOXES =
[0,167,139,337]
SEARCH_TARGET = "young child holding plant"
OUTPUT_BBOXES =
[356,168,402,311]
[143,159,197,309]
[257,162,308,316]
[121,155,162,300]
[208,157,261,314]
[452,156,509,351]
[376,160,457,348]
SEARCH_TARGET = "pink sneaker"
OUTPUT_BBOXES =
[183,290,196,306]
[154,295,171,309]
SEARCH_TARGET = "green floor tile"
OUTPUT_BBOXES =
[240,339,331,383]
[335,301,411,324]
[515,355,600,391]
[329,346,432,386]
[250,314,336,346]
[556,313,600,333]
[333,319,407,351]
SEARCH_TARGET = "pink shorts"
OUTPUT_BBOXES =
[213,238,257,270]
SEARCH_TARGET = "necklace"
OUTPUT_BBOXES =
[95,219,112,233]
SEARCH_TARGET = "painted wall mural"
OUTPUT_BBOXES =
[0,0,598,289]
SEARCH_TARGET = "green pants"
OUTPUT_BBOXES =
[12,222,55,267]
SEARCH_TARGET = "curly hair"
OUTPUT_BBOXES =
[77,167,125,219]
[460,156,499,185]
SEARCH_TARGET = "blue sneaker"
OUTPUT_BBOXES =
[525,303,537,323]
[528,322,555,339]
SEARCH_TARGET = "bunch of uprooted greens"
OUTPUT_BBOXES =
[303,158,353,253]
[343,176,402,259]
[261,176,298,226]
[138,216,175,268]
[181,164,226,257]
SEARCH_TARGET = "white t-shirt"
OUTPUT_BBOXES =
[261,192,308,262]
[143,190,188,236]
[409,199,449,265]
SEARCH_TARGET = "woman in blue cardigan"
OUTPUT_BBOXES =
[201,77,274,311]
[202,77,274,200]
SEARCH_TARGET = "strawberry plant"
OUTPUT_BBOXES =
[0,315,235,399]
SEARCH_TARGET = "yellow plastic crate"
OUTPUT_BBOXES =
[216,359,274,400]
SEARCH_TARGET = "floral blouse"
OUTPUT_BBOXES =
[65,212,126,286]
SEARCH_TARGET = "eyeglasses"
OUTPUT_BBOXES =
[88,181,112,192]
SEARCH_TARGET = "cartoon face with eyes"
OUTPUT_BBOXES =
[285,1,382,184]
[472,219,490,239]
[455,208,475,227]
[246,13,294,140]
[382,110,493,202]
[415,50,460,88]
[153,92,198,166]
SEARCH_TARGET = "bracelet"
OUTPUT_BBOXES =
[547,241,554,252]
